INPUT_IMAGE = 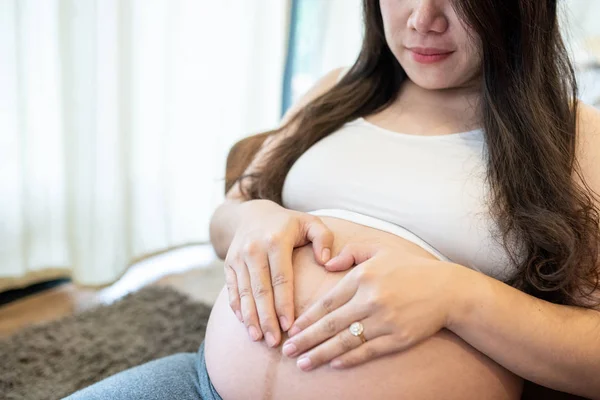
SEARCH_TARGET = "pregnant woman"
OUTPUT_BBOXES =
[66,0,600,399]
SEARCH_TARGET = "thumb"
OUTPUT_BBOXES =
[303,217,335,265]
[324,243,376,272]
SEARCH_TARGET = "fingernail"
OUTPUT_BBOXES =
[265,332,277,347]
[282,342,297,357]
[297,356,312,371]
[288,325,301,337]
[249,326,260,341]
[279,316,289,331]
[322,248,331,263]
[236,310,242,322]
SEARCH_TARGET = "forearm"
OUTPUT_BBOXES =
[448,266,600,399]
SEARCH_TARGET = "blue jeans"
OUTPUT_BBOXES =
[63,340,223,399]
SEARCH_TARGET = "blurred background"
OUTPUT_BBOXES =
[0,0,599,300]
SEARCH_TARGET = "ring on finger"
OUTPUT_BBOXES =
[348,321,367,344]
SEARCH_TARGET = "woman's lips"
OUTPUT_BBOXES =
[407,47,454,64]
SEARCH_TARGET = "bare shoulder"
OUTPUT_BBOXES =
[575,102,600,176]
[279,66,349,126]
[574,103,600,243]
[577,102,600,138]
[573,105,600,309]
[575,102,600,203]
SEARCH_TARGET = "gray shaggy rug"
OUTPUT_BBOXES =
[0,286,212,400]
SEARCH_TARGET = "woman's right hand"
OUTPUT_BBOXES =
[225,199,334,348]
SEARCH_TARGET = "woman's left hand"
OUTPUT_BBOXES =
[281,242,466,371]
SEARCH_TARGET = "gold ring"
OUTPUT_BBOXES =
[349,321,367,343]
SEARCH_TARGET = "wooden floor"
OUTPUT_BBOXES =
[0,245,225,339]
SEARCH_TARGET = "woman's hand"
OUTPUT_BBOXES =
[225,199,335,348]
[280,242,466,371]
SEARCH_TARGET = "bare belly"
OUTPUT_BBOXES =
[204,216,524,400]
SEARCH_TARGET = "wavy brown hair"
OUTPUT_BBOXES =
[237,0,600,307]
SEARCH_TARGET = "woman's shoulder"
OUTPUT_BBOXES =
[573,103,600,310]
[577,101,600,137]
[575,101,600,203]
[576,102,600,155]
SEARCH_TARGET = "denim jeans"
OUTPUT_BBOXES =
[63,340,223,399]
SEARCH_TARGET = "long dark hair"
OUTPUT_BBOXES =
[239,0,600,307]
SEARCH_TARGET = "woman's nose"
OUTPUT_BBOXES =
[407,1,448,34]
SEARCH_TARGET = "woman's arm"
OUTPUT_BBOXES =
[449,103,600,399]
[448,267,600,398]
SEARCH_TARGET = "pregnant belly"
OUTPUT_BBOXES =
[204,216,523,400]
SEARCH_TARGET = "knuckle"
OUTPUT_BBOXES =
[354,268,367,282]
[365,294,382,310]
[252,284,271,298]
[381,311,395,326]
[224,273,236,287]
[226,255,243,269]
[234,255,245,266]
[258,262,271,274]
[243,241,261,257]
[223,257,235,270]
[224,268,237,285]
[238,287,252,299]
[357,268,375,283]
[271,271,290,287]
[365,345,378,359]
[223,263,232,273]
[265,233,282,249]
[323,318,338,335]
[321,296,335,313]
[395,329,412,346]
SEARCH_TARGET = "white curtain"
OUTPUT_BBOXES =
[0,0,289,290]
[287,0,363,105]
[561,0,600,62]
[315,0,363,76]
[561,0,600,107]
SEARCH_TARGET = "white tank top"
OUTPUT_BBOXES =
[281,116,521,281]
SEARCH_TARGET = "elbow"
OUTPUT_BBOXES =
[209,216,226,261]
[209,209,228,260]
[213,244,227,261]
